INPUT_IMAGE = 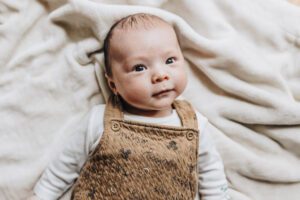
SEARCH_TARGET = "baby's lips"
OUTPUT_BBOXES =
[152,89,174,97]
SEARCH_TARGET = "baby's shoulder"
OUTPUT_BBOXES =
[175,98,208,131]
[88,104,106,127]
[90,104,106,115]
[195,110,207,122]
[194,110,208,131]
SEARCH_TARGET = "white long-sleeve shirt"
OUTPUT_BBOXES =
[34,104,230,200]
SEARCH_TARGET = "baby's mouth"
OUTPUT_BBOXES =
[152,89,174,97]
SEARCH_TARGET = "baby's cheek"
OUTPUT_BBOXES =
[123,83,149,99]
[127,81,142,91]
[175,70,187,89]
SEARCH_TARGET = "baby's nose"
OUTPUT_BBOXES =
[152,70,169,83]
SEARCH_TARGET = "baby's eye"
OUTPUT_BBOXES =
[166,57,176,64]
[133,64,147,72]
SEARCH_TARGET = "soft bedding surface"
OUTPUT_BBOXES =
[1,0,300,199]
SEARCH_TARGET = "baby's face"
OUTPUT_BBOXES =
[107,22,187,117]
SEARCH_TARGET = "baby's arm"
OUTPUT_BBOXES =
[30,107,102,200]
[196,112,230,200]
[33,131,86,200]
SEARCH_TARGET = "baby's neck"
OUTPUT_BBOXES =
[122,102,173,118]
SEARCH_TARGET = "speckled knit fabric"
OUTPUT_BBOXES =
[72,97,199,200]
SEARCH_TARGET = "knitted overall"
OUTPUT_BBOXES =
[72,98,199,200]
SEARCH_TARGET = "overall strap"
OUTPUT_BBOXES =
[173,100,198,130]
[103,95,123,127]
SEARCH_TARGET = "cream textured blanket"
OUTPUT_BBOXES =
[1,0,300,200]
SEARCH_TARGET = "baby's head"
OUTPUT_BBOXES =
[103,13,187,117]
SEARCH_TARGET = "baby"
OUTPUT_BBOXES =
[28,13,230,200]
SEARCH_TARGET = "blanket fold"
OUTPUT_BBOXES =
[1,0,300,199]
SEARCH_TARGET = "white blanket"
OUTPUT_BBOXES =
[1,0,300,199]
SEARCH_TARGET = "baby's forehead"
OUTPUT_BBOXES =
[109,21,177,53]
[110,18,175,43]
[109,24,180,63]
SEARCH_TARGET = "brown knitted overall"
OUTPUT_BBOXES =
[72,97,199,200]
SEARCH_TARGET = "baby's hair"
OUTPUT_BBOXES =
[103,13,169,77]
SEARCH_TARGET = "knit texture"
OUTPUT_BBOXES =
[72,97,199,200]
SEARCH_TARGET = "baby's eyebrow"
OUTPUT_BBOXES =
[162,50,178,57]
[126,55,148,61]
[122,55,148,66]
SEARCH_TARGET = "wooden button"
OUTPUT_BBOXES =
[186,131,194,141]
[111,121,121,131]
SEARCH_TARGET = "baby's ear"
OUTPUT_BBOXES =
[105,73,117,94]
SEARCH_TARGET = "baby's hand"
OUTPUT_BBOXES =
[26,195,41,200]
